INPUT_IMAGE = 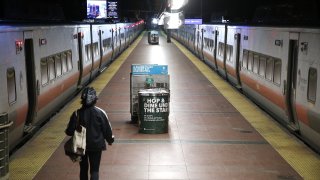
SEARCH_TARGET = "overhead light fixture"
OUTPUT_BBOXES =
[152,18,159,25]
[169,0,188,10]
[164,12,184,29]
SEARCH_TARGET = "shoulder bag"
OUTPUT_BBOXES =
[64,110,86,162]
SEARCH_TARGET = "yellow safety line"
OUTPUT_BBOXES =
[9,32,144,180]
[171,38,320,180]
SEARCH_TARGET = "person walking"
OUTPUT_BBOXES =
[65,87,114,180]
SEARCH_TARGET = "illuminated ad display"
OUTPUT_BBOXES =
[87,0,107,19]
[107,1,118,18]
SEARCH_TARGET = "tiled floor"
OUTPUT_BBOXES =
[12,32,307,179]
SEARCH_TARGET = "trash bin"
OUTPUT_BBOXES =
[148,31,159,45]
[138,89,169,134]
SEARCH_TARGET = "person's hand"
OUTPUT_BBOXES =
[108,135,115,146]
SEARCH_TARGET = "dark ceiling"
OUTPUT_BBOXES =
[119,0,320,25]
[0,0,319,25]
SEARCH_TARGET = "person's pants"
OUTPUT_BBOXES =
[79,151,102,180]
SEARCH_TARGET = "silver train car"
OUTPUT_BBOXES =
[0,20,144,151]
[172,24,320,153]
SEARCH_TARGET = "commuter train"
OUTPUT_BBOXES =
[171,24,320,153]
[0,20,144,152]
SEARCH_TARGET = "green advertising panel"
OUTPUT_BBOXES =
[138,89,170,134]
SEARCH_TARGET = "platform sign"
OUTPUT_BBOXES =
[130,64,170,124]
[131,64,168,75]
[184,19,202,25]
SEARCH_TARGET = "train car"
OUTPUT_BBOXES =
[173,24,320,153]
[181,24,195,51]
[201,24,217,70]
[1,25,31,149]
[194,25,203,60]
[0,24,84,149]
[110,24,119,60]
[94,24,114,70]
[239,26,292,128]
[0,20,144,152]
[117,23,126,52]
[77,24,94,87]
[287,28,320,151]
[90,24,103,78]
[224,25,242,87]
[239,26,320,152]
[215,25,228,78]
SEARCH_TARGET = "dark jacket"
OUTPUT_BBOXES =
[65,106,114,151]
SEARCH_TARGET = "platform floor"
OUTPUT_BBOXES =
[9,32,320,180]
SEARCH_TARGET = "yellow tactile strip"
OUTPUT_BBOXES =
[9,32,144,180]
[172,38,320,180]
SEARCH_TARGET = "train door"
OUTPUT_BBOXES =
[119,28,123,52]
[98,28,103,70]
[23,31,38,131]
[196,27,200,56]
[193,27,197,52]
[223,25,228,79]
[235,29,242,88]
[213,28,218,70]
[285,33,299,131]
[76,29,84,88]
[200,28,204,60]
[111,28,115,60]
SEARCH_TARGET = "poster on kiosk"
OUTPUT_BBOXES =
[130,64,170,126]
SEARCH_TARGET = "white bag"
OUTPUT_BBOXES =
[72,111,86,156]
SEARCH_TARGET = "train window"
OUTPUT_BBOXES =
[242,50,248,69]
[266,57,274,81]
[273,59,282,85]
[226,45,231,62]
[61,52,68,74]
[210,39,214,51]
[191,34,194,42]
[93,42,99,59]
[67,51,73,71]
[228,45,233,62]
[253,54,259,74]
[207,38,211,49]
[55,54,62,77]
[41,58,49,85]
[308,68,317,103]
[248,51,253,71]
[221,43,225,57]
[102,39,106,52]
[85,44,91,62]
[48,57,56,81]
[102,38,110,52]
[259,56,266,77]
[7,68,17,105]
[218,42,224,57]
[204,38,209,50]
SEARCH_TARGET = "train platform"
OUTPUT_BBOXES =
[9,31,320,179]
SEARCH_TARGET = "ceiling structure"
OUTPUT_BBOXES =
[0,0,319,25]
